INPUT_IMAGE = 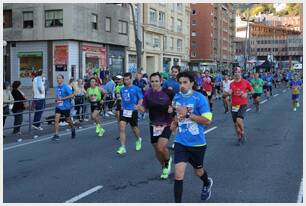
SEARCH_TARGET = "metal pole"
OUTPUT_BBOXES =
[28,99,32,133]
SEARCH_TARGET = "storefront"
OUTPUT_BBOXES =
[108,45,125,76]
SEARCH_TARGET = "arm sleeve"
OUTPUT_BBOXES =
[198,95,212,121]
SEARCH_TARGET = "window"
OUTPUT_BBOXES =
[153,36,160,48]
[163,36,167,50]
[170,17,174,31]
[92,13,97,30]
[191,52,196,57]
[192,20,196,26]
[177,39,182,51]
[191,31,196,36]
[159,11,165,27]
[118,20,128,34]
[257,48,260,52]
[23,11,33,28]
[170,37,174,49]
[146,33,153,46]
[45,10,63,27]
[3,10,12,28]
[191,40,196,48]
[177,19,182,32]
[105,17,111,32]
[177,3,183,12]
[149,9,157,25]
[192,10,196,15]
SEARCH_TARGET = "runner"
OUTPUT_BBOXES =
[138,72,174,179]
[221,74,232,113]
[114,75,124,140]
[163,65,181,94]
[117,72,143,155]
[52,74,76,141]
[229,67,253,145]
[171,71,213,202]
[250,72,264,112]
[265,72,273,97]
[202,70,214,111]
[290,73,303,112]
[214,72,223,99]
[86,77,106,137]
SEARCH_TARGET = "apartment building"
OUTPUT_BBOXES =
[189,3,236,72]
[3,3,129,86]
[126,3,190,75]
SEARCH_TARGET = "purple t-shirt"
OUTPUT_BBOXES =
[142,88,174,125]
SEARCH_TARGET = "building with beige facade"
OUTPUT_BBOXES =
[126,3,190,75]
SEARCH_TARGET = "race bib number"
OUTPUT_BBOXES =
[123,109,133,118]
[206,91,211,96]
[90,95,97,102]
[292,87,299,94]
[57,100,64,107]
[232,105,240,112]
[153,125,166,137]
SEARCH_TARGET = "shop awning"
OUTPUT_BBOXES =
[17,51,43,57]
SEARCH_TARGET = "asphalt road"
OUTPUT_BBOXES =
[3,86,303,203]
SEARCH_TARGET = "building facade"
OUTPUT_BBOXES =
[189,3,236,73]
[126,3,190,75]
[3,3,129,87]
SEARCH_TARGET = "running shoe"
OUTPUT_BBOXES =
[96,124,101,133]
[98,127,105,137]
[71,128,76,139]
[117,146,126,155]
[51,135,60,141]
[160,168,169,179]
[293,107,297,112]
[297,102,300,108]
[135,138,142,151]
[201,177,213,201]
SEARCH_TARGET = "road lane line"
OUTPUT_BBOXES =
[205,126,217,134]
[273,94,279,97]
[282,89,286,93]
[246,108,252,112]
[260,100,268,104]
[297,178,303,203]
[3,120,118,151]
[65,185,103,203]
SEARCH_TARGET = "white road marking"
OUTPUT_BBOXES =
[283,89,287,93]
[297,178,303,203]
[260,100,268,104]
[205,126,217,134]
[3,121,118,151]
[273,94,279,97]
[246,108,252,112]
[65,185,103,203]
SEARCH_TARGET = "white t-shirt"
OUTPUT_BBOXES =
[222,80,232,93]
[33,76,45,99]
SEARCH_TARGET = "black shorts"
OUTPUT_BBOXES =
[119,110,138,127]
[252,93,262,99]
[203,91,213,100]
[149,125,172,144]
[90,102,102,112]
[267,85,272,91]
[231,105,247,123]
[115,99,122,111]
[55,108,71,118]
[174,143,207,169]
[215,85,221,91]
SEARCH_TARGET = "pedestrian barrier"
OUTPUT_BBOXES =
[3,97,117,135]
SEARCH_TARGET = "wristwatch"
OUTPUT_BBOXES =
[185,112,191,118]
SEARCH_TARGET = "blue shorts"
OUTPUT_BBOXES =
[292,94,300,100]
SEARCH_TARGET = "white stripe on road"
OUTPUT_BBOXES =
[273,94,279,97]
[65,185,103,203]
[297,178,303,203]
[204,126,218,134]
[260,100,268,104]
[246,108,252,112]
[3,121,118,151]
[283,89,287,93]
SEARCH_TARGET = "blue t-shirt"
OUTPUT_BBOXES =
[172,91,211,147]
[265,75,273,86]
[55,83,73,110]
[195,76,203,87]
[163,77,180,94]
[120,85,143,111]
[214,74,222,86]
[290,80,303,95]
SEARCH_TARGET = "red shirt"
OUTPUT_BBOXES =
[230,79,252,106]
[202,76,213,92]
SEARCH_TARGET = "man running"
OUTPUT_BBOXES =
[138,72,174,179]
[86,77,106,137]
[229,67,253,145]
[265,72,273,97]
[221,74,232,113]
[163,65,181,94]
[52,74,76,141]
[290,73,303,112]
[250,72,264,112]
[117,72,143,155]
[214,72,223,99]
[114,75,124,140]
[202,70,214,111]
[171,71,213,203]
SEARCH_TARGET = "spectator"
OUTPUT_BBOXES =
[11,81,26,135]
[74,79,87,122]
[103,74,116,117]
[32,70,46,131]
[3,82,14,137]
[133,72,147,93]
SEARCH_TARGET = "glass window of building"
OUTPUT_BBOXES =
[92,13,98,30]
[159,11,165,27]
[191,31,196,36]
[45,10,63,27]
[177,39,182,52]
[149,8,157,25]
[118,20,128,34]
[23,11,33,28]
[3,10,12,28]
[105,17,111,32]
[192,20,196,26]
[177,19,182,32]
